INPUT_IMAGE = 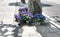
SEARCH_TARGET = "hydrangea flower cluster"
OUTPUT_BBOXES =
[15,7,46,23]
[34,13,46,23]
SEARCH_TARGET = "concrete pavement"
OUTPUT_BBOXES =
[36,23,60,37]
[22,25,42,37]
[0,24,22,37]
[0,22,60,37]
[41,0,60,28]
[46,0,60,4]
[0,0,17,24]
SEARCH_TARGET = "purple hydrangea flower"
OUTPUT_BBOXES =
[28,13,33,18]
[15,14,21,19]
[18,7,27,11]
[15,7,33,20]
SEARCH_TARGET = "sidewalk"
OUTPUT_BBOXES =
[0,0,17,24]
[0,21,60,37]
[0,24,22,37]
[47,0,60,4]
[22,25,42,37]
[36,22,60,37]
[41,0,60,29]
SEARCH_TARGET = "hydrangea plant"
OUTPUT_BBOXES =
[15,7,46,24]
[21,12,33,23]
[34,13,46,23]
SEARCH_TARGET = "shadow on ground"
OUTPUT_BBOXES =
[0,22,51,37]
[36,22,60,37]
[42,3,53,7]
[9,2,53,7]
[9,2,20,6]
[13,26,22,37]
[52,16,60,23]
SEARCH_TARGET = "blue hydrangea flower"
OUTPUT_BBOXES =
[34,14,46,20]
